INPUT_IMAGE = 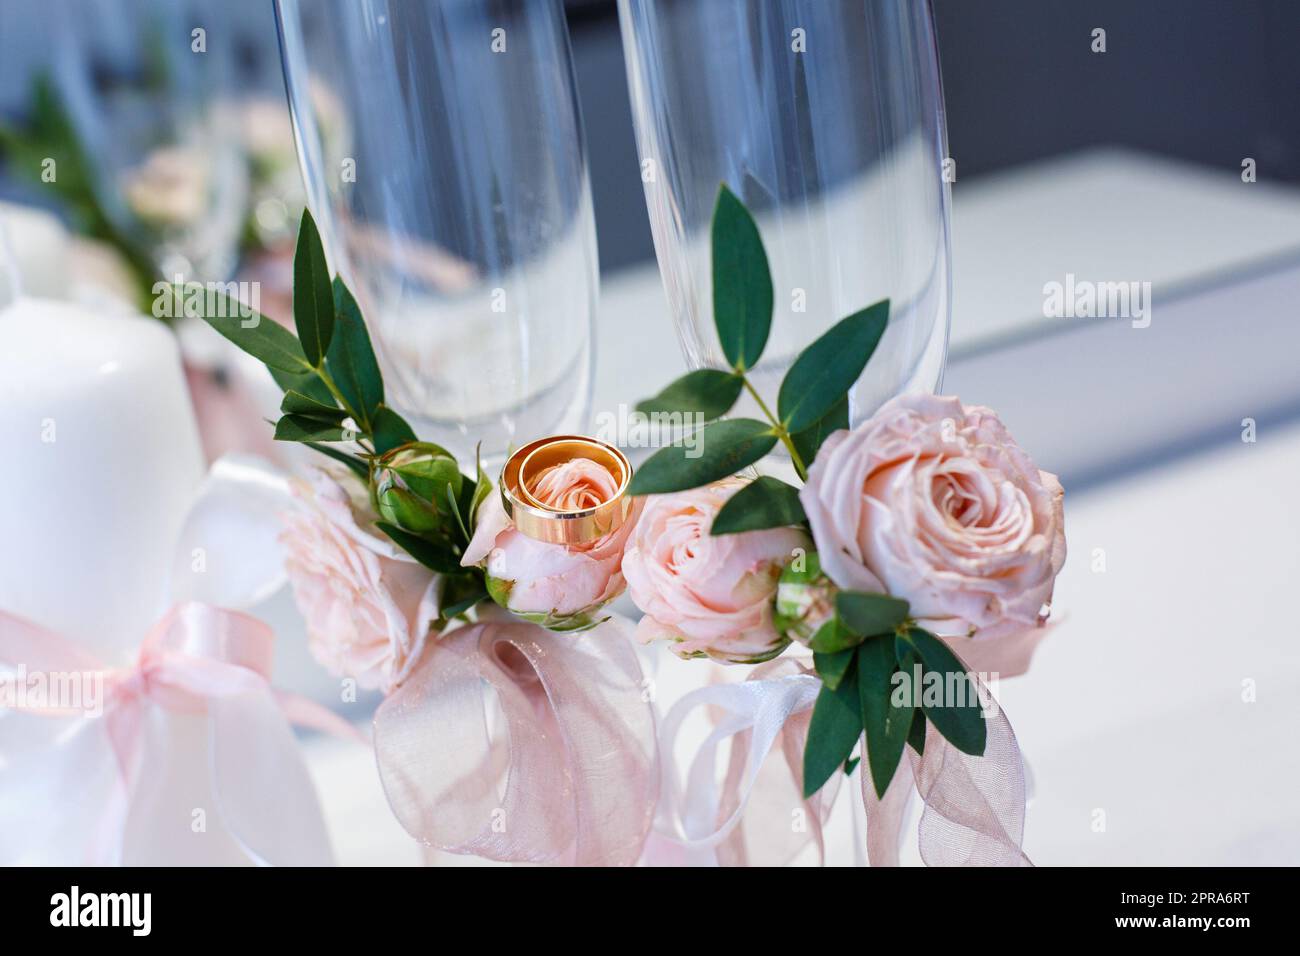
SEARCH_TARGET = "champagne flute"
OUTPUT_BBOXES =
[274,0,598,466]
[619,0,952,422]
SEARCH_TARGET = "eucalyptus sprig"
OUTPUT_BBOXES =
[194,208,489,618]
[629,184,887,499]
[629,183,987,801]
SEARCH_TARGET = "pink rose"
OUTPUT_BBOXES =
[282,467,440,693]
[623,478,812,663]
[800,394,1066,647]
[461,457,640,630]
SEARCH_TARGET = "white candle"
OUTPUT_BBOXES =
[0,202,70,301]
[0,297,204,663]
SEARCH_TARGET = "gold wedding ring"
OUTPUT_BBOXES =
[500,435,634,546]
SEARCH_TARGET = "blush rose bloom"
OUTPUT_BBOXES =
[461,457,640,630]
[800,394,1066,657]
[282,467,440,693]
[622,479,813,664]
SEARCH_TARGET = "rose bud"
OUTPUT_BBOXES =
[770,551,837,646]
[373,442,462,535]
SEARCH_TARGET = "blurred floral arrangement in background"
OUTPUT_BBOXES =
[0,74,304,315]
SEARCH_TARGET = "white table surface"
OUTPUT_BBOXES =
[1004,420,1300,865]
[298,148,1300,865]
[947,147,1300,355]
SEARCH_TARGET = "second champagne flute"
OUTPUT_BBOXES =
[619,0,953,425]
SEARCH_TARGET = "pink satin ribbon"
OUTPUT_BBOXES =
[0,601,359,865]
[374,615,659,866]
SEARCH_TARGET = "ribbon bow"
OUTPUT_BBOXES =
[655,657,1032,866]
[0,601,358,866]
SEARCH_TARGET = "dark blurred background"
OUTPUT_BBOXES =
[565,0,1300,269]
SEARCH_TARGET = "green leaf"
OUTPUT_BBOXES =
[371,405,418,454]
[460,442,493,538]
[857,637,914,799]
[508,606,612,634]
[485,573,512,607]
[438,579,488,625]
[843,755,861,777]
[627,418,777,496]
[636,368,744,422]
[894,639,920,672]
[813,646,856,692]
[303,442,370,480]
[894,639,923,738]
[327,277,385,426]
[446,484,471,543]
[836,590,910,638]
[712,185,773,372]
[274,414,352,443]
[292,208,335,367]
[802,672,863,798]
[376,522,464,574]
[907,709,927,757]
[195,294,312,373]
[281,390,346,422]
[465,443,492,533]
[778,300,889,433]
[710,475,806,534]
[807,616,864,654]
[902,628,987,757]
[270,366,334,405]
[789,395,848,466]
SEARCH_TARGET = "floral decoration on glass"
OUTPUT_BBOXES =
[621,186,1066,806]
[198,189,1064,864]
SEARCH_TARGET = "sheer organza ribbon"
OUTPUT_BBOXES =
[654,659,839,865]
[374,614,659,866]
[0,601,360,865]
[655,656,1032,866]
